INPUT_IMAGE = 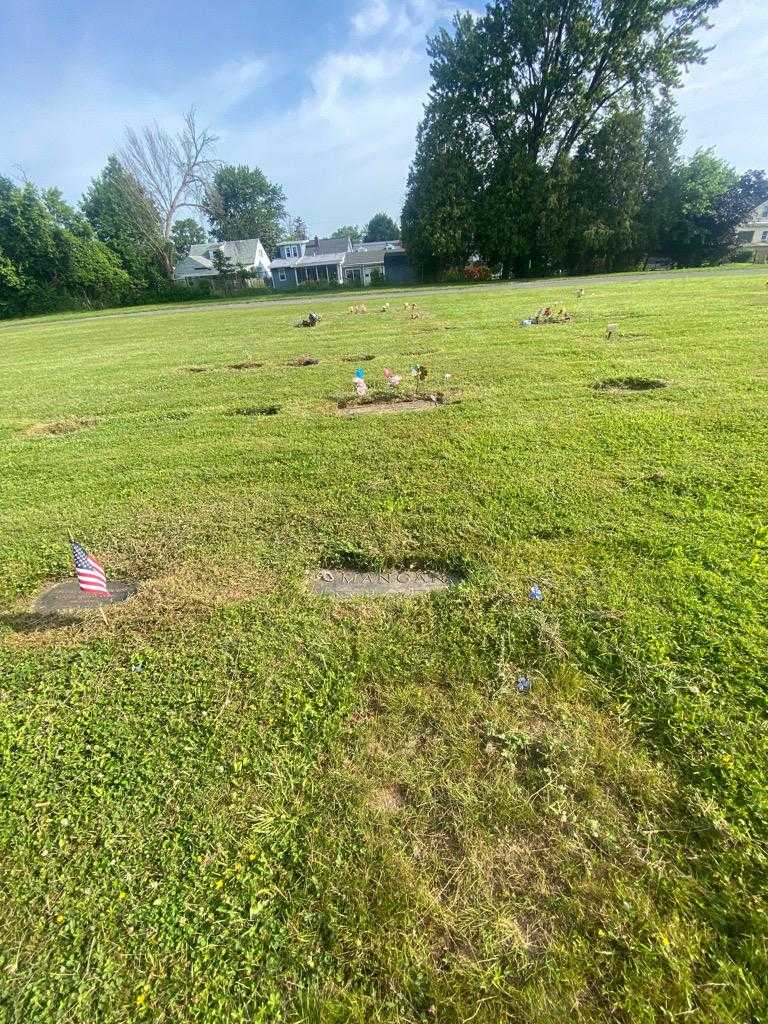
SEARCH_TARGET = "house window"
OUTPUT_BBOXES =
[762,231,768,242]
[278,270,287,281]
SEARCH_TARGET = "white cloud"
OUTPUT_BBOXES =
[352,0,391,36]
[207,58,268,105]
[218,1,462,228]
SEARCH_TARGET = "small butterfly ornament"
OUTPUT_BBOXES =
[516,676,532,694]
[528,584,543,601]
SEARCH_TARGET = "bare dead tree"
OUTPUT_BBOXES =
[120,107,217,277]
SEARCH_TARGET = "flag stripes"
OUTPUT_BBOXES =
[70,540,110,597]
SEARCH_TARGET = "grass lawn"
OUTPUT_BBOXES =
[0,273,766,1022]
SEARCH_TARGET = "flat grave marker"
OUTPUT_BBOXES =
[309,569,454,597]
[35,580,137,614]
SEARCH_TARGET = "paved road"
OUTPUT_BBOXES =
[3,266,766,330]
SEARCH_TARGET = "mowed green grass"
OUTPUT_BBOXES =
[0,274,766,1023]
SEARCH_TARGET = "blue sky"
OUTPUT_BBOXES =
[1,0,765,235]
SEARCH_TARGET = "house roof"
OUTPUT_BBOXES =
[277,237,351,255]
[307,238,351,256]
[187,238,265,266]
[352,240,402,252]
[271,252,346,269]
[185,254,214,270]
[343,249,386,268]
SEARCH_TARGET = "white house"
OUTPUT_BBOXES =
[173,238,272,285]
[736,202,768,258]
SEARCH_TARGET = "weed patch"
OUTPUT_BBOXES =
[25,417,97,437]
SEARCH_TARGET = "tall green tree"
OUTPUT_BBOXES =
[171,218,206,259]
[631,99,685,260]
[82,156,167,288]
[659,153,767,266]
[203,165,287,250]
[561,108,648,273]
[364,212,400,241]
[0,176,130,317]
[404,0,722,276]
[401,123,478,274]
[331,225,362,243]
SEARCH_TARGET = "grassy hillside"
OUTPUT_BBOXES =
[0,274,766,1022]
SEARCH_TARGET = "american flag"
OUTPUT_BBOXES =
[71,541,109,597]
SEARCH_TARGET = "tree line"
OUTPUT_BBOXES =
[401,0,767,278]
[0,108,401,318]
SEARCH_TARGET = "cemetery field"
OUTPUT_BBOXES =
[1,272,767,1022]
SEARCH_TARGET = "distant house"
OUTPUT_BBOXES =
[174,239,272,285]
[270,236,351,290]
[271,235,410,290]
[735,202,768,258]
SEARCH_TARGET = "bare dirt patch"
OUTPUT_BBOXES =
[341,354,376,362]
[345,399,439,416]
[368,784,406,813]
[231,405,280,417]
[594,377,667,392]
[337,392,450,416]
[228,361,263,370]
[288,355,319,366]
[25,417,97,438]
[180,366,209,373]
